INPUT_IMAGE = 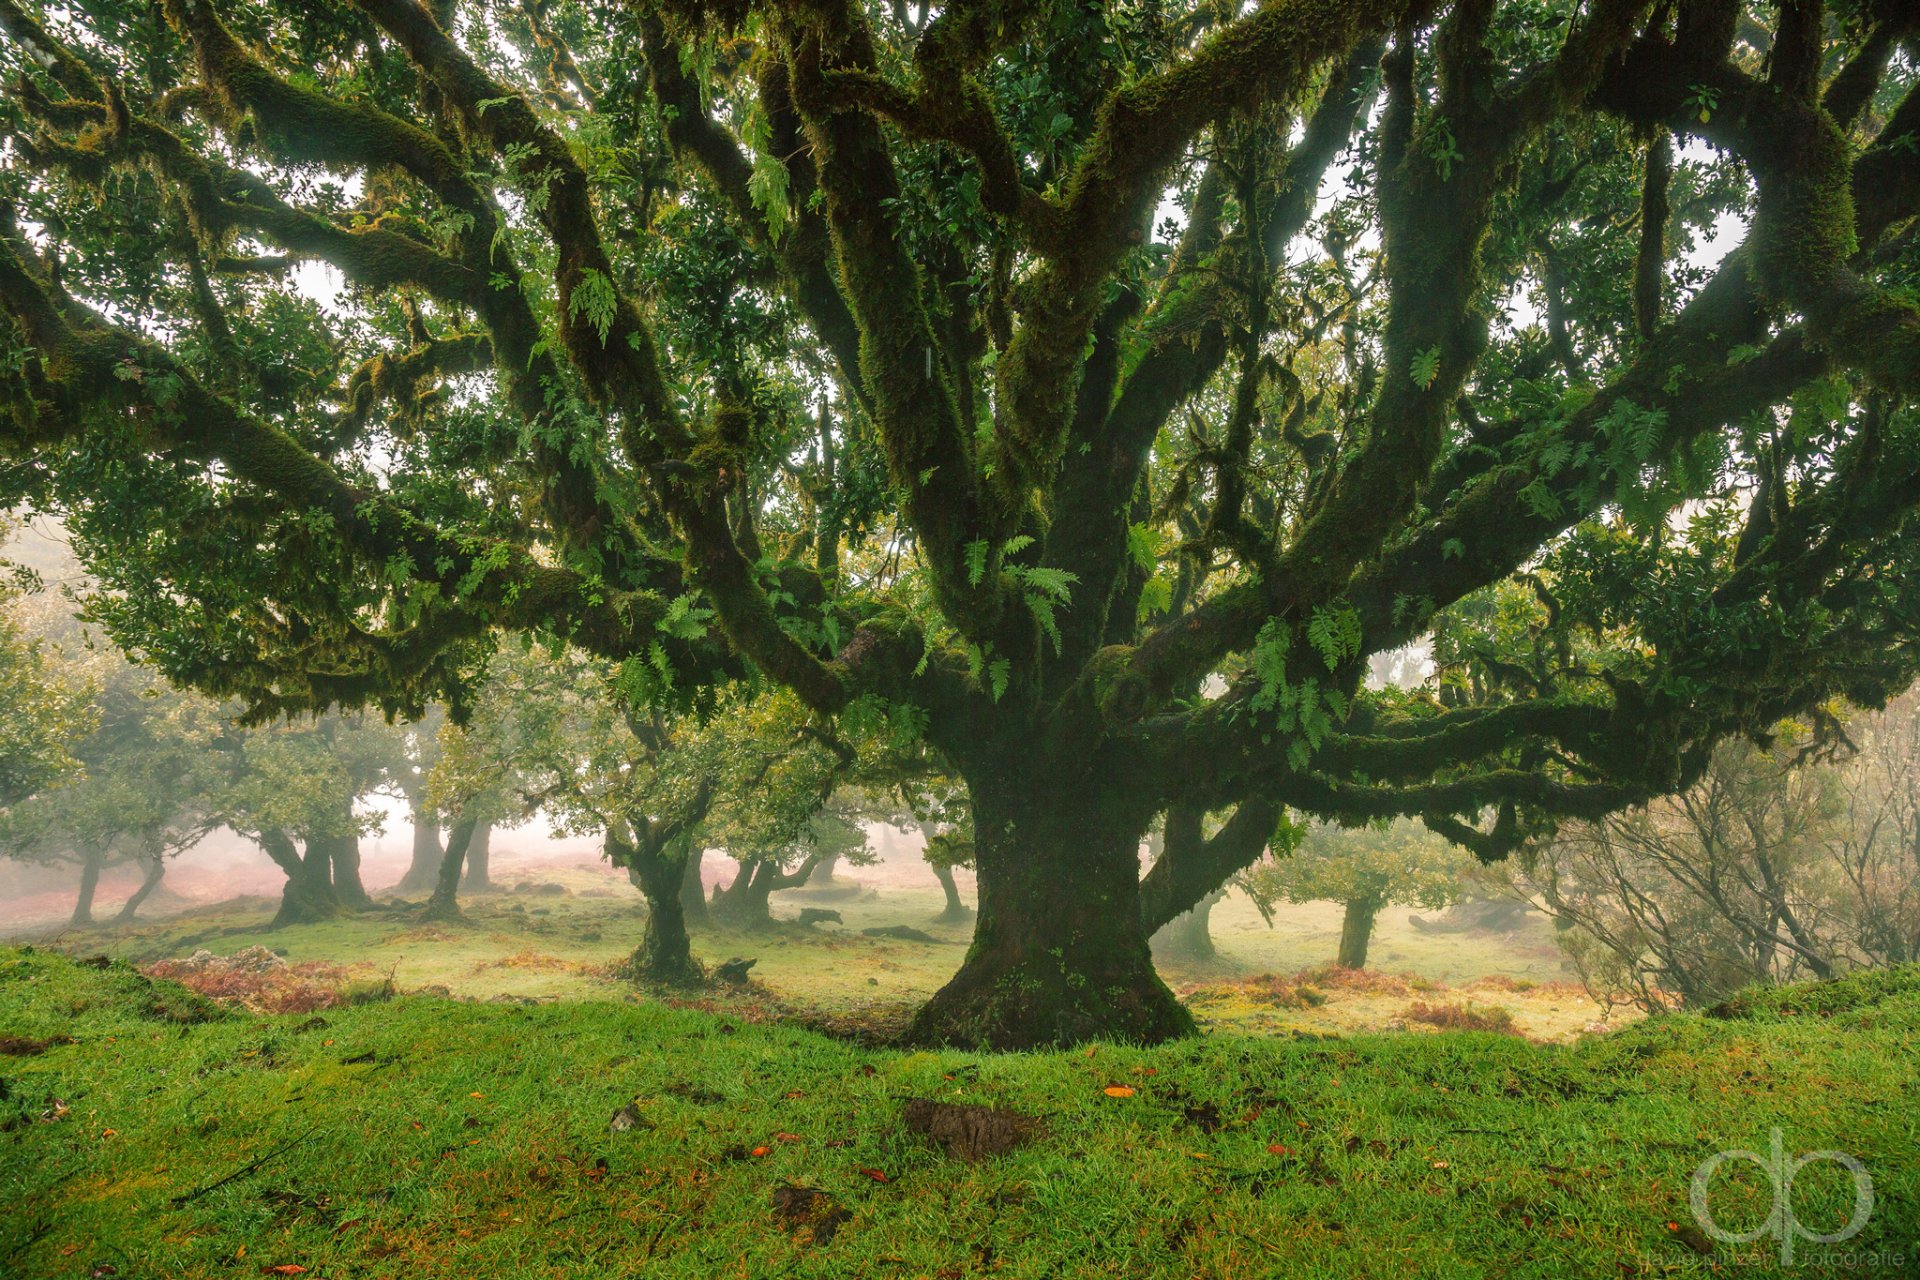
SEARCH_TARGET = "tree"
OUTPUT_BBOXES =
[1245,818,1474,969]
[1506,695,1920,1010]
[4,1,1920,1046]
[709,794,873,929]
[0,563,90,811]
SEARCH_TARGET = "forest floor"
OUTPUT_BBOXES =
[12,860,1618,1044]
[3,947,1915,1278]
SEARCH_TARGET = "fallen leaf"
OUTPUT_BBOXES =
[857,1167,889,1182]
[1431,1160,1450,1169]
[100,1129,116,1139]
[1103,1086,1135,1098]
[260,1267,306,1276]
[468,1091,485,1099]
[775,1132,802,1143]
[1188,1152,1211,1161]
[1267,1144,1293,1156]
[784,1090,807,1099]
[750,1145,773,1158]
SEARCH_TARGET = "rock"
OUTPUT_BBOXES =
[714,957,757,985]
[861,926,941,944]
[902,1098,1042,1162]
[771,1185,850,1245]
[608,1103,651,1133]
[796,908,843,928]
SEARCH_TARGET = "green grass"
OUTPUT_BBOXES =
[3,948,1916,1278]
[31,866,1615,1041]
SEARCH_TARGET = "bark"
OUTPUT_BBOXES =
[396,796,444,893]
[904,768,1191,1049]
[1151,888,1224,964]
[1336,896,1384,970]
[617,829,704,986]
[422,814,478,922]
[711,851,828,929]
[71,847,103,926]
[109,855,167,925]
[324,829,375,910]
[679,845,708,925]
[930,861,972,922]
[263,828,339,927]
[460,819,494,892]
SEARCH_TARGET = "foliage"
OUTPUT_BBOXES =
[1245,819,1475,916]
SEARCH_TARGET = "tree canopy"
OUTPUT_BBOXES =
[2,0,1919,1045]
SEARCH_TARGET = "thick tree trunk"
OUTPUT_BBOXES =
[109,855,167,925]
[805,852,841,886]
[71,847,103,927]
[1337,896,1383,970]
[324,830,374,910]
[396,798,444,893]
[422,815,478,922]
[618,831,703,986]
[1152,888,1224,964]
[264,829,339,927]
[904,774,1190,1049]
[930,861,972,922]
[460,820,494,892]
[712,858,778,928]
[679,845,708,925]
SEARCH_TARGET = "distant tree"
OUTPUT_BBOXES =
[1507,696,1920,1011]
[0,610,214,925]
[0,579,90,810]
[1245,819,1474,969]
[882,774,975,923]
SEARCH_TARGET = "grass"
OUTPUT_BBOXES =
[17,862,1616,1042]
[3,946,1916,1278]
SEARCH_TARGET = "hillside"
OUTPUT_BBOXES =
[2,947,1914,1278]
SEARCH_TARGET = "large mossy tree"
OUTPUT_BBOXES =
[3,0,1920,1046]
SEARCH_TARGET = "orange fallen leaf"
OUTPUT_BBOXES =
[858,1167,889,1182]
[1431,1160,1450,1169]
[1188,1152,1211,1161]
[783,1090,806,1099]
[100,1129,117,1138]
[774,1132,801,1143]
[468,1091,485,1099]
[1267,1144,1292,1156]
[749,1146,772,1158]
[60,1245,79,1257]
[260,1267,306,1276]
[1103,1086,1135,1098]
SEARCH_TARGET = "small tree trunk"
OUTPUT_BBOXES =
[326,830,374,910]
[679,845,708,925]
[1337,896,1384,970]
[266,829,339,927]
[71,847,104,926]
[904,766,1190,1049]
[110,855,167,925]
[1152,888,1224,964]
[422,815,479,922]
[805,852,840,886]
[930,862,972,922]
[618,830,704,986]
[396,797,444,893]
[460,820,494,892]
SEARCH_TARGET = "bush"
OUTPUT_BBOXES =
[1403,1001,1519,1035]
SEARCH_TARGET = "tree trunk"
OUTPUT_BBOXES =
[109,855,167,925]
[422,815,478,922]
[325,830,374,910]
[396,797,444,893]
[618,830,704,986]
[712,858,778,928]
[460,820,494,892]
[679,845,707,925]
[1151,888,1224,964]
[930,861,972,923]
[805,852,840,886]
[903,772,1190,1049]
[71,847,103,926]
[265,829,339,927]
[1337,896,1384,970]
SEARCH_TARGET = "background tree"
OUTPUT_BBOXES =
[5,0,1920,1045]
[1244,818,1475,969]
[1505,696,1920,1010]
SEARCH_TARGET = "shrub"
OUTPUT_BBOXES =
[1404,1001,1519,1035]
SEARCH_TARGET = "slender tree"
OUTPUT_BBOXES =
[3,1,1920,1045]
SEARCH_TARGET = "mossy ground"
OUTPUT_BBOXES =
[14,863,1614,1042]
[4,947,1916,1278]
